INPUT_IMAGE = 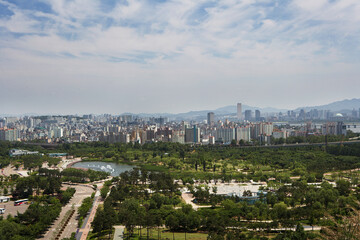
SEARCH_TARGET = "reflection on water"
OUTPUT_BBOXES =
[72,161,135,177]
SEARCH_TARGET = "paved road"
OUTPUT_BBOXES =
[232,225,321,232]
[181,192,211,210]
[264,226,322,232]
[181,192,198,210]
[113,226,125,240]
[38,184,94,240]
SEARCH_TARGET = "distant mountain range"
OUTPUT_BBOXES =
[1,98,359,119]
[295,98,360,112]
[127,104,287,120]
[132,98,360,120]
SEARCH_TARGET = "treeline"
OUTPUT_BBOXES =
[11,168,99,200]
[0,141,60,169]
[4,141,360,180]
[56,142,360,173]
[0,141,45,157]
[271,134,349,145]
[327,143,360,157]
[61,168,109,183]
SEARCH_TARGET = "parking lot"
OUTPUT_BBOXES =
[0,201,29,218]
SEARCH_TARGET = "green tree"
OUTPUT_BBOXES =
[166,214,179,240]
[100,185,110,199]
[336,179,351,196]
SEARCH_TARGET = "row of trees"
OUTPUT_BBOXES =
[61,168,109,182]
[77,193,95,228]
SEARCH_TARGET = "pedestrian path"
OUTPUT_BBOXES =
[113,226,125,240]
[78,191,102,240]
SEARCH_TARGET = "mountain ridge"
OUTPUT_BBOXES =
[294,98,360,112]
[130,98,360,119]
[1,98,359,118]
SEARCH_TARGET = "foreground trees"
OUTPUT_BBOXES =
[89,167,360,239]
[0,197,62,239]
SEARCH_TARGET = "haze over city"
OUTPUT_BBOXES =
[1,0,360,115]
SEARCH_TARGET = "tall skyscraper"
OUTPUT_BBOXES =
[352,109,358,118]
[244,110,252,121]
[298,109,306,120]
[0,128,19,141]
[237,103,242,120]
[255,110,261,121]
[185,126,200,143]
[207,112,215,126]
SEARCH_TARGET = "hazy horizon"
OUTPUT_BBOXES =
[1,0,360,114]
[1,98,359,116]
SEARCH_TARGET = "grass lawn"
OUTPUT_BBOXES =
[124,228,208,240]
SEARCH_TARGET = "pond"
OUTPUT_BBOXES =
[71,161,135,177]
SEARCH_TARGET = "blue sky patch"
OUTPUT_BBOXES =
[0,2,14,18]
[5,0,53,13]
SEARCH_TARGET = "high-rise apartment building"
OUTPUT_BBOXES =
[215,127,235,143]
[322,122,347,136]
[352,109,358,118]
[263,122,274,136]
[172,130,185,144]
[237,103,242,120]
[185,126,200,143]
[255,110,261,121]
[244,110,252,121]
[235,126,251,142]
[0,128,19,141]
[298,109,306,120]
[54,127,63,138]
[207,112,215,126]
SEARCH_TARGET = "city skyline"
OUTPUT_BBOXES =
[1,98,360,117]
[1,0,360,114]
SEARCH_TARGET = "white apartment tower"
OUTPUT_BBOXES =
[237,103,242,120]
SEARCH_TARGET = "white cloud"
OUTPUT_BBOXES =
[0,0,360,113]
[293,0,328,12]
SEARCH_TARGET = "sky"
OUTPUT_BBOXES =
[0,0,360,115]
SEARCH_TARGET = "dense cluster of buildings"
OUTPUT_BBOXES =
[0,103,356,145]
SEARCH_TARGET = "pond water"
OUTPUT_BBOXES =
[71,161,135,177]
